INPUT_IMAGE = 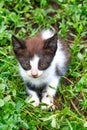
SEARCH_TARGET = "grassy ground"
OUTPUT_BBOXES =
[0,0,87,130]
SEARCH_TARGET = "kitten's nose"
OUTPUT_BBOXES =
[31,69,38,78]
[32,74,38,78]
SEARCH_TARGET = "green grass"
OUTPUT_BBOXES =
[0,0,87,129]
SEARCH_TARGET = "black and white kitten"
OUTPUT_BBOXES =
[12,30,70,110]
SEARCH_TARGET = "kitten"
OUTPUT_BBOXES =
[12,30,70,110]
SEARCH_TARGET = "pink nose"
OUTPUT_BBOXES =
[31,70,38,78]
[31,73,38,78]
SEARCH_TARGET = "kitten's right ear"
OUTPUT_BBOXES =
[12,35,26,51]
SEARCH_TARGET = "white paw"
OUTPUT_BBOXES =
[41,95,55,111]
[26,95,40,107]
[31,98,40,107]
[33,101,39,107]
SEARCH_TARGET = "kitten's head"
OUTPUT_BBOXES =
[12,30,57,78]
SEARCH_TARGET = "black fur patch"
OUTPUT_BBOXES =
[26,83,47,100]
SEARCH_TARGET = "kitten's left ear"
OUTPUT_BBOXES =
[43,33,58,51]
[12,35,26,51]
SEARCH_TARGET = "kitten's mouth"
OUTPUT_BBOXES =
[31,75,39,78]
[30,73,41,78]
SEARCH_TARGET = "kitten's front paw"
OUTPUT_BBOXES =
[41,95,55,111]
[27,95,40,107]
[32,99,40,107]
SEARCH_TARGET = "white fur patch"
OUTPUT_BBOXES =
[52,39,66,74]
[30,55,39,70]
[41,29,54,40]
[29,55,43,77]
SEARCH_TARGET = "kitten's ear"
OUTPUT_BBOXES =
[43,33,57,51]
[12,35,26,51]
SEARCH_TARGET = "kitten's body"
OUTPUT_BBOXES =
[12,30,70,110]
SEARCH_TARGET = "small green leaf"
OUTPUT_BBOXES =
[0,99,4,107]
[51,118,56,128]
[20,120,29,129]
[84,122,87,127]
[77,53,83,60]
[4,95,11,102]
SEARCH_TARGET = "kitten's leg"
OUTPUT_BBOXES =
[26,86,40,107]
[41,77,60,110]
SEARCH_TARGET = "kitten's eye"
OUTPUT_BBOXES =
[40,63,45,67]
[38,62,47,70]
[22,62,31,70]
[26,63,31,69]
